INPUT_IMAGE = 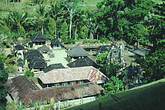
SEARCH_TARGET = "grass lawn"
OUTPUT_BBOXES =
[66,78,165,110]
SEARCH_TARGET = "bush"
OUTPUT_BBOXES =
[82,39,99,44]
[62,39,76,44]
[96,52,108,65]
[6,65,17,73]
[100,37,109,43]
[24,70,34,77]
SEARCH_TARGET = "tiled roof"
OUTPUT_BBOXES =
[23,83,102,104]
[38,66,109,84]
[4,76,39,102]
[5,76,102,105]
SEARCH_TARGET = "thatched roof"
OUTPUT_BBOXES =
[24,50,43,60]
[28,58,47,69]
[30,32,48,43]
[51,38,61,45]
[38,66,109,85]
[67,57,99,68]
[67,45,91,57]
[38,45,50,53]
[15,44,24,50]
[43,63,65,73]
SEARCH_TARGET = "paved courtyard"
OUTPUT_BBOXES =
[43,49,69,67]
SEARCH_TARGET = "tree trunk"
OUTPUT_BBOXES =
[69,9,73,39]
[55,21,57,38]
[42,24,44,35]
[90,32,94,40]
[6,0,7,9]
[74,26,77,40]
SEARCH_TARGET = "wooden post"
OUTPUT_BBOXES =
[58,101,60,110]
[40,105,43,110]
[54,103,56,110]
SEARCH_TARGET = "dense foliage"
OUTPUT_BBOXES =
[96,52,108,64]
[103,76,125,95]
[140,47,165,83]
[0,57,8,110]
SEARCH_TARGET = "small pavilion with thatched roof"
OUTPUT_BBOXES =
[51,38,62,49]
[67,45,91,60]
[30,32,48,48]
[28,57,47,72]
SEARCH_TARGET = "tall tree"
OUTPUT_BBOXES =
[96,0,154,44]
[47,17,56,40]
[103,76,125,95]
[60,0,81,39]
[80,25,88,39]
[35,4,48,34]
[9,11,29,32]
[97,0,125,38]
[0,57,8,110]
[140,47,165,83]
[147,1,165,48]
[49,1,63,38]
[60,21,69,40]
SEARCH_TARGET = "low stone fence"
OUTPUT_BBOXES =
[64,43,112,49]
[27,96,96,110]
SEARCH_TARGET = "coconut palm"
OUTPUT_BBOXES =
[34,4,48,35]
[9,11,29,31]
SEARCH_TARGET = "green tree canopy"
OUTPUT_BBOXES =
[140,47,165,83]
[60,21,69,41]
[103,76,125,95]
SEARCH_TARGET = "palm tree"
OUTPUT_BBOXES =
[35,4,48,35]
[0,16,12,34]
[9,11,29,31]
